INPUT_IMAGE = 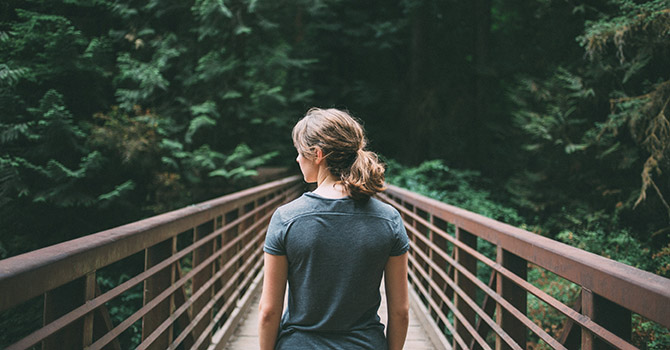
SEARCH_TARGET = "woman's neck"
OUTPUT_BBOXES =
[313,173,348,199]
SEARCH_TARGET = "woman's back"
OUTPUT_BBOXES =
[264,192,409,349]
[258,107,409,350]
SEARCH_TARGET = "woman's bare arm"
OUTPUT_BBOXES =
[259,253,288,350]
[384,252,409,350]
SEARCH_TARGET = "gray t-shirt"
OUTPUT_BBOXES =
[264,191,410,349]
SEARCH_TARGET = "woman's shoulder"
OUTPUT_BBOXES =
[273,193,314,221]
[360,195,403,220]
[368,195,399,213]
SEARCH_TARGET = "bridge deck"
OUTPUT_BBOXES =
[221,283,442,350]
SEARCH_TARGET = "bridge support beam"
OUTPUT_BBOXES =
[495,247,526,350]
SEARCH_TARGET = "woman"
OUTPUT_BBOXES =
[259,108,410,350]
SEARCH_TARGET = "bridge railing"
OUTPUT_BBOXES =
[379,185,670,350]
[0,175,303,350]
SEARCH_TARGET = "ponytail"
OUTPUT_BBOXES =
[293,107,387,200]
[341,150,386,201]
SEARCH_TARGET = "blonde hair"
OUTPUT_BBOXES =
[292,108,386,200]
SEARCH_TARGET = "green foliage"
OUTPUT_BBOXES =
[633,314,670,350]
[98,179,135,203]
[558,228,653,271]
[8,9,89,79]
[87,107,278,214]
[115,50,174,111]
[579,0,670,63]
[208,144,279,180]
[0,64,29,86]
[386,159,524,226]
[506,5,670,346]
[0,90,100,207]
[511,68,594,152]
[508,0,670,243]
[186,101,219,144]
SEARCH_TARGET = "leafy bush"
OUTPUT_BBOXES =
[386,159,524,226]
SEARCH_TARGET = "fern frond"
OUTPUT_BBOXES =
[0,64,30,86]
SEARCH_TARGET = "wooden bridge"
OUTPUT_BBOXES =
[1,176,669,350]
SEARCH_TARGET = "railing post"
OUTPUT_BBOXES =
[42,277,85,350]
[581,288,595,350]
[193,220,215,350]
[220,209,239,307]
[581,288,631,350]
[169,236,177,343]
[83,271,96,347]
[402,201,419,289]
[174,232,195,349]
[142,238,174,349]
[414,207,429,298]
[240,201,256,285]
[454,227,477,349]
[431,216,451,329]
[253,197,265,261]
[495,247,527,350]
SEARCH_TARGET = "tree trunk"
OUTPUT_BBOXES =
[471,0,491,166]
[403,1,437,164]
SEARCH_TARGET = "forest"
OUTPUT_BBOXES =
[1,0,669,348]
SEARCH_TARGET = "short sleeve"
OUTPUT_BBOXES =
[264,209,287,255]
[389,210,410,256]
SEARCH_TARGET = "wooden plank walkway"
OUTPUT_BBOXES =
[221,282,443,350]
